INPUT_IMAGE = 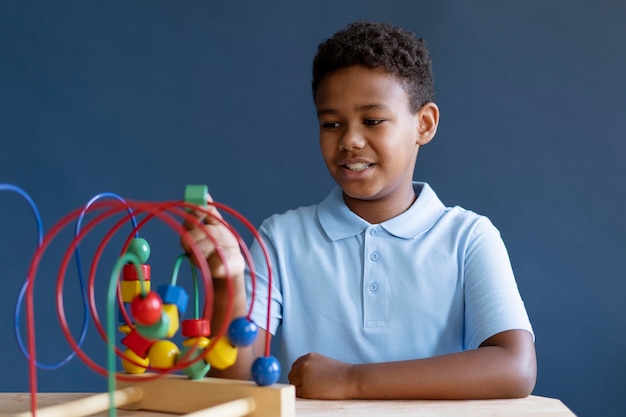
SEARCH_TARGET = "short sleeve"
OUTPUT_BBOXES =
[245,222,283,335]
[463,218,534,349]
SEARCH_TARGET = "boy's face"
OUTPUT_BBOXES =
[315,65,437,215]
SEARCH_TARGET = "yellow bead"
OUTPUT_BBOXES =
[148,340,180,370]
[183,337,210,349]
[121,349,149,374]
[121,280,151,303]
[118,324,132,335]
[162,304,180,338]
[204,336,238,370]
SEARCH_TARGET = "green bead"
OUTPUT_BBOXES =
[135,311,170,340]
[179,345,211,379]
[184,185,208,211]
[126,238,150,264]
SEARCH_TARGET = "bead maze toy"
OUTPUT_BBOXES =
[1,184,295,417]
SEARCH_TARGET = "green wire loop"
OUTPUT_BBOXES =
[107,252,145,417]
[170,253,200,319]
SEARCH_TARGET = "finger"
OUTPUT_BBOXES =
[181,207,208,230]
[202,194,225,225]
[207,249,245,279]
[287,366,300,386]
[182,192,224,228]
[288,356,307,384]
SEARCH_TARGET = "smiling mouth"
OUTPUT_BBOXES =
[344,163,372,172]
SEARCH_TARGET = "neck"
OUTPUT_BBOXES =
[343,186,417,224]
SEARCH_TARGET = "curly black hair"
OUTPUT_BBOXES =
[312,21,435,113]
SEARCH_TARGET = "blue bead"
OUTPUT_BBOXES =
[157,284,189,316]
[251,355,281,386]
[228,317,258,347]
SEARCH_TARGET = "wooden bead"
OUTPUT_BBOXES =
[182,336,210,348]
[122,263,151,281]
[181,318,211,338]
[126,237,151,264]
[251,355,281,386]
[135,311,170,340]
[121,280,151,303]
[162,304,180,338]
[157,284,189,316]
[178,344,211,380]
[228,317,258,347]
[130,292,163,326]
[121,348,149,374]
[148,340,180,370]
[118,324,132,335]
[184,184,208,209]
[121,329,155,358]
[204,336,238,370]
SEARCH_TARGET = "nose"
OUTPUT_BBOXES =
[338,125,366,151]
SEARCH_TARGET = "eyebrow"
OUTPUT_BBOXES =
[316,103,390,117]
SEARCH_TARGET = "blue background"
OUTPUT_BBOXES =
[1,1,625,416]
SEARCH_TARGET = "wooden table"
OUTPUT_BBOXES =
[0,392,575,416]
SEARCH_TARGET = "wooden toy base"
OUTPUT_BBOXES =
[117,374,295,417]
[4,374,295,417]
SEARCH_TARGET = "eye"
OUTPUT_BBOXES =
[364,119,384,126]
[321,121,341,129]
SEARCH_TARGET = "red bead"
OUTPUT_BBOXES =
[182,318,211,338]
[130,292,163,326]
[121,329,155,358]
[122,264,151,281]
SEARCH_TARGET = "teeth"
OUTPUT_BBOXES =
[345,163,370,171]
[347,163,370,171]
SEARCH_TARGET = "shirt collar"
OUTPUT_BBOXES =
[317,182,446,241]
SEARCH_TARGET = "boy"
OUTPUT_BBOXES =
[182,21,536,400]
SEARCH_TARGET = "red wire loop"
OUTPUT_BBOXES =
[24,196,273,415]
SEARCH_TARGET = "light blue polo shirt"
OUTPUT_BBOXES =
[245,182,533,382]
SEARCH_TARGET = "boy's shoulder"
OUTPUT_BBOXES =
[260,199,321,230]
[259,184,497,241]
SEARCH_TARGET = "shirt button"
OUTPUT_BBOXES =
[370,227,379,236]
[369,252,379,261]
[369,283,378,292]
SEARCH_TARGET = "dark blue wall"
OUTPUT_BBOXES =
[2,2,625,416]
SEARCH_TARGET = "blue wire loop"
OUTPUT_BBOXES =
[2,185,138,370]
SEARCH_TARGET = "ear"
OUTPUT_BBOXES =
[415,102,439,146]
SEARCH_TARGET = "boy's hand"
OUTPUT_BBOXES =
[288,352,356,399]
[180,193,245,280]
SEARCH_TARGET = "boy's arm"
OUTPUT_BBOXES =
[288,329,536,400]
[181,194,266,380]
[206,274,267,380]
